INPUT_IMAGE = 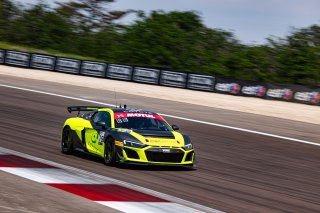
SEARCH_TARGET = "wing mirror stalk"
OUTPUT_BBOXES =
[172,124,179,131]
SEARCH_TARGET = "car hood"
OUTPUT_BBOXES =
[133,130,175,139]
[113,128,185,147]
[130,130,184,147]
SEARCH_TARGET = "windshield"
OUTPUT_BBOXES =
[114,112,171,131]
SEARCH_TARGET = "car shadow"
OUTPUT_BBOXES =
[72,151,196,172]
[115,163,196,171]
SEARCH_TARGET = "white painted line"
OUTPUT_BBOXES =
[97,202,204,213]
[0,147,220,213]
[0,150,8,155]
[0,83,318,147]
[0,168,108,184]
[159,113,320,146]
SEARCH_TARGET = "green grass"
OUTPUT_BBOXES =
[0,42,105,62]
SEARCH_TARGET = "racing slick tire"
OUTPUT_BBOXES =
[104,137,117,166]
[61,126,74,154]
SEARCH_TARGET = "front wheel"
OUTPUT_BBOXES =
[104,137,117,166]
[61,126,74,154]
[184,155,198,170]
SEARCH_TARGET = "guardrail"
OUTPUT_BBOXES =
[0,49,319,106]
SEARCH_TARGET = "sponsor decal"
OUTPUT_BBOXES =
[162,72,184,82]
[116,129,132,133]
[135,69,158,78]
[215,83,241,94]
[160,71,187,88]
[294,91,320,104]
[57,60,78,68]
[81,61,106,77]
[98,131,105,145]
[241,85,266,97]
[189,76,212,85]
[133,67,160,84]
[187,74,215,91]
[5,51,30,67]
[55,58,80,73]
[82,63,104,72]
[107,64,132,80]
[31,54,55,70]
[7,52,29,61]
[162,149,170,153]
[91,133,98,144]
[0,50,4,63]
[266,88,293,100]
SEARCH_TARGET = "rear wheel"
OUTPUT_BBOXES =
[104,137,117,166]
[61,126,74,154]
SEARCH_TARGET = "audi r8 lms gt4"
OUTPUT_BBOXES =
[61,106,196,168]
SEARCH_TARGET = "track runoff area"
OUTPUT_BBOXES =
[0,147,219,213]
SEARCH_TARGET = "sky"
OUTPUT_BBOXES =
[21,0,320,45]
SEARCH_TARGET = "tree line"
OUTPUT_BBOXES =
[0,0,319,86]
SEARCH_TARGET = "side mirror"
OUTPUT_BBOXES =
[172,124,179,131]
[96,121,107,129]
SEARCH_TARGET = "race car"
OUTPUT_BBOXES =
[61,106,196,168]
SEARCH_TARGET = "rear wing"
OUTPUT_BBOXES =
[67,106,104,116]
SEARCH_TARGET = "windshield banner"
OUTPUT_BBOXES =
[114,112,163,121]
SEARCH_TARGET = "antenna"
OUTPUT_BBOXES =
[114,88,118,108]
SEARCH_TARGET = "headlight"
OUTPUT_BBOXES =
[183,143,193,150]
[183,135,193,150]
[123,140,146,148]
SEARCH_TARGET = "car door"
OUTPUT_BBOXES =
[85,111,111,156]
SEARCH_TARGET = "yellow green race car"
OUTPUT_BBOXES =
[61,106,196,168]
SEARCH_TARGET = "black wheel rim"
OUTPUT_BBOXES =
[105,141,113,161]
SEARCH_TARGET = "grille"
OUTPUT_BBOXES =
[124,148,139,159]
[145,150,184,163]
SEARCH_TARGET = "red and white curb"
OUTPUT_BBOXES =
[0,147,222,213]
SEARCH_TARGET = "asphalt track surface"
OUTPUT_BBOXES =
[1,75,320,212]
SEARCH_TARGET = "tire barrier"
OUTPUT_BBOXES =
[0,48,319,106]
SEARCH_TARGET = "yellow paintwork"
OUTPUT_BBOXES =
[120,146,194,165]
[64,117,92,140]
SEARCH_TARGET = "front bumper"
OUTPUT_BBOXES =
[116,145,195,165]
